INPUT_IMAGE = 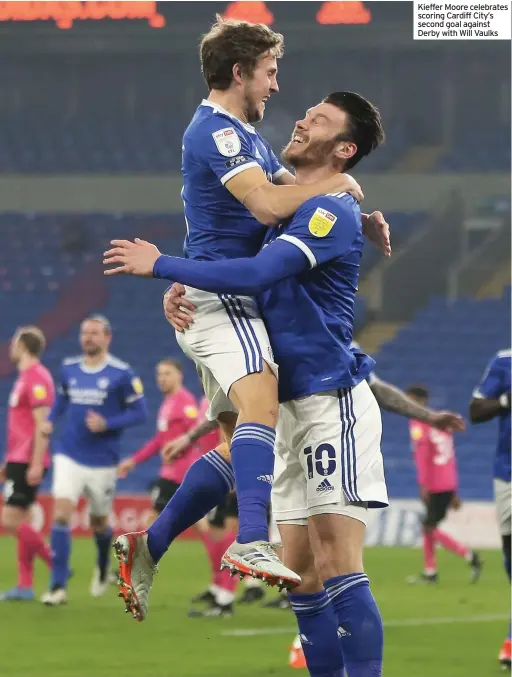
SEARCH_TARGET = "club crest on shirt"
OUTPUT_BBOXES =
[97,378,110,390]
[212,127,241,157]
[32,384,47,400]
[308,207,337,237]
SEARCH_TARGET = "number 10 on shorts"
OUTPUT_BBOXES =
[304,444,337,479]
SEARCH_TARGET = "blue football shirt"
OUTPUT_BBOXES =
[181,100,286,262]
[473,349,511,482]
[49,354,147,468]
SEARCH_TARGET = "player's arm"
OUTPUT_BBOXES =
[47,367,69,425]
[29,406,51,475]
[370,376,464,431]
[227,167,361,227]
[118,432,164,476]
[470,357,510,423]
[196,120,362,227]
[105,373,148,432]
[371,376,437,420]
[188,417,219,444]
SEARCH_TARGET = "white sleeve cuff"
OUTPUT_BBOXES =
[277,234,317,269]
[273,167,288,180]
[220,161,260,185]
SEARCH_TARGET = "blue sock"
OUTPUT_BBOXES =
[50,523,71,589]
[289,590,344,677]
[147,451,234,563]
[94,527,112,581]
[325,574,383,677]
[230,422,275,544]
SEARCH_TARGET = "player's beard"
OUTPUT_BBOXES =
[282,136,339,169]
[243,90,264,124]
[82,344,102,357]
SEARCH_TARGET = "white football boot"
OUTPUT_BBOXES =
[113,531,157,622]
[221,540,301,591]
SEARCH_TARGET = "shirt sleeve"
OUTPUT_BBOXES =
[195,117,260,186]
[473,356,504,399]
[27,377,54,409]
[119,369,145,405]
[268,145,287,181]
[48,365,68,422]
[276,194,361,268]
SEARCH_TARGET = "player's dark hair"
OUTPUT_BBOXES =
[17,326,46,357]
[200,14,284,90]
[159,358,183,373]
[406,384,429,400]
[323,92,385,170]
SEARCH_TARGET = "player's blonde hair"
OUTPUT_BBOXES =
[200,14,284,90]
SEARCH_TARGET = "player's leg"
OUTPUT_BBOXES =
[85,464,117,597]
[300,384,386,677]
[495,479,512,667]
[428,492,481,581]
[176,301,298,587]
[41,454,84,605]
[0,463,51,600]
[114,439,235,621]
[189,503,238,618]
[272,411,344,677]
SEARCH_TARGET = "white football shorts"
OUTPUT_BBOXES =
[494,478,511,536]
[176,287,278,420]
[272,379,388,526]
[52,453,117,517]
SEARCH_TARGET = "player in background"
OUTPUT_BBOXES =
[163,395,243,617]
[470,350,511,668]
[404,385,481,584]
[108,16,393,591]
[40,315,147,606]
[117,359,199,526]
[106,91,390,677]
[0,327,54,601]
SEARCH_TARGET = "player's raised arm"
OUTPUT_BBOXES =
[470,353,511,423]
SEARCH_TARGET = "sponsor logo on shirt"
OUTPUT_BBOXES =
[224,155,249,169]
[308,207,337,238]
[132,377,144,395]
[410,425,423,441]
[212,127,242,157]
[184,405,198,419]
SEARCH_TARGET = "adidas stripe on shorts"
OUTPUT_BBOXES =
[272,379,388,526]
[176,287,278,421]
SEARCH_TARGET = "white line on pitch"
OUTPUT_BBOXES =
[221,613,510,637]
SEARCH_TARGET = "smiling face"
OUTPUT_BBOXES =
[282,101,357,169]
[240,52,279,123]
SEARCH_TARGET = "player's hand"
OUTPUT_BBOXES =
[450,494,462,511]
[420,487,429,504]
[86,410,108,433]
[161,434,190,462]
[326,173,364,202]
[40,420,53,437]
[26,463,44,486]
[0,464,6,483]
[103,238,162,277]
[429,410,465,433]
[362,211,391,257]
[117,458,135,478]
[163,283,196,333]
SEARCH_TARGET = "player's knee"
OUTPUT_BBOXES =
[230,371,279,427]
[90,515,109,532]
